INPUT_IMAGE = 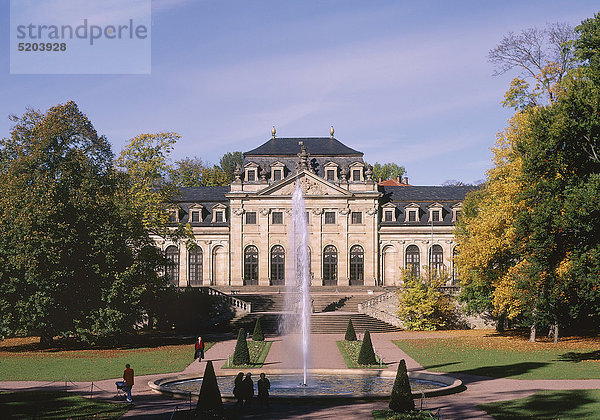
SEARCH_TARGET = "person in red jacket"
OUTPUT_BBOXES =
[123,364,134,403]
[194,336,205,362]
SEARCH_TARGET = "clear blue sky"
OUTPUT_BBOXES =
[1,1,598,185]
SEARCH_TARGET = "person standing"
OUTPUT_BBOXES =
[242,372,254,407]
[233,372,244,409]
[194,336,205,362]
[257,372,270,409]
[123,364,134,403]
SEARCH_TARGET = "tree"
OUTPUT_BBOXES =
[232,328,250,365]
[389,359,414,413]
[196,360,223,414]
[252,317,264,341]
[0,102,167,344]
[397,269,456,331]
[345,319,357,341]
[219,151,243,182]
[357,330,377,365]
[371,162,405,181]
[200,165,229,186]
[489,22,578,109]
[116,132,181,238]
[170,156,204,187]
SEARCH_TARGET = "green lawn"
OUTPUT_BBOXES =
[0,342,214,382]
[480,390,600,419]
[223,340,272,368]
[0,391,129,419]
[337,340,386,368]
[393,334,600,380]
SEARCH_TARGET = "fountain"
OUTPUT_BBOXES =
[280,180,311,385]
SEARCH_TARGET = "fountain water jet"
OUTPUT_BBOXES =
[281,180,311,386]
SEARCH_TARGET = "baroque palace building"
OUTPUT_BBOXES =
[155,130,472,288]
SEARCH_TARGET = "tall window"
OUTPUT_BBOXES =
[384,210,393,222]
[273,169,282,181]
[408,210,417,222]
[452,248,459,285]
[247,170,256,181]
[270,245,285,285]
[214,211,224,223]
[432,210,440,222]
[324,211,335,224]
[351,211,362,224]
[272,211,283,224]
[244,245,259,285]
[352,169,361,181]
[429,244,444,278]
[349,245,364,286]
[246,212,257,224]
[189,247,203,286]
[323,245,338,286]
[405,245,420,277]
[165,245,179,285]
[191,210,200,223]
[326,170,335,181]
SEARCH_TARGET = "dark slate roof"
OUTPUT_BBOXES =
[176,186,229,202]
[380,185,476,202]
[245,137,362,156]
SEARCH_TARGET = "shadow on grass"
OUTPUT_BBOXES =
[421,361,461,370]
[480,390,598,419]
[456,362,549,378]
[558,350,600,363]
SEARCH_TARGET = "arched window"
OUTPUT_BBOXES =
[189,246,203,286]
[270,245,285,286]
[244,245,259,285]
[452,247,459,285]
[323,245,338,286]
[165,245,179,285]
[429,244,444,278]
[349,245,364,286]
[405,245,420,278]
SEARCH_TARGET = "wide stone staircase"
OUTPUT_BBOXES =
[211,286,402,334]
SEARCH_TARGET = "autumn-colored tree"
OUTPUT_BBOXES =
[397,269,455,331]
[170,156,204,187]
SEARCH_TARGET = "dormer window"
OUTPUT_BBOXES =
[323,161,339,182]
[349,162,364,182]
[428,203,444,223]
[244,162,259,182]
[212,203,227,223]
[188,204,204,223]
[452,203,463,222]
[404,203,420,223]
[382,203,397,222]
[168,207,180,223]
[270,161,286,182]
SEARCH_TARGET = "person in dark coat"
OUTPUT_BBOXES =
[194,336,205,362]
[257,372,270,409]
[242,372,254,407]
[233,372,244,408]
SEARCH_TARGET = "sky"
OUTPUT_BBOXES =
[1,0,599,185]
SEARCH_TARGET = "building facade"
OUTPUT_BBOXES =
[155,135,472,288]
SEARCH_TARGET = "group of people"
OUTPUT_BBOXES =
[233,372,270,409]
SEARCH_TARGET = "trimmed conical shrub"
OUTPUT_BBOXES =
[357,330,377,365]
[389,359,415,412]
[232,327,250,365]
[196,360,223,413]
[345,318,357,341]
[252,317,264,341]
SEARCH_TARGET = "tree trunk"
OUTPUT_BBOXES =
[529,322,536,342]
[496,313,506,332]
[553,323,558,344]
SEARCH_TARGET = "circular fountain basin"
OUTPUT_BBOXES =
[151,370,462,400]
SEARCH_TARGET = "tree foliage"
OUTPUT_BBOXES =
[232,327,250,365]
[252,317,264,341]
[357,330,377,365]
[489,22,578,108]
[459,15,600,339]
[0,102,167,343]
[219,151,243,182]
[345,318,357,341]
[389,359,415,413]
[397,269,455,331]
[371,162,405,181]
